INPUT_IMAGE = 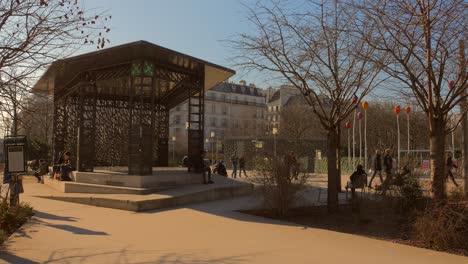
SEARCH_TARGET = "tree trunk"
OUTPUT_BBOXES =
[429,117,446,200]
[464,112,468,198]
[458,39,468,198]
[337,123,342,192]
[327,127,340,212]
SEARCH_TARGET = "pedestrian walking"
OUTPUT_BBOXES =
[446,153,459,187]
[284,151,299,180]
[368,150,384,188]
[381,149,394,195]
[383,149,393,179]
[231,153,238,178]
[239,155,247,177]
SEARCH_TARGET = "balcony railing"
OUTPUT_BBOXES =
[205,96,266,107]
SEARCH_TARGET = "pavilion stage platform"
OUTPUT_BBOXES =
[42,167,254,212]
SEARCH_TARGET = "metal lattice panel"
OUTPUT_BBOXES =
[51,54,211,175]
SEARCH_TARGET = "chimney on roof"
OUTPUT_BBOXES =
[239,80,246,86]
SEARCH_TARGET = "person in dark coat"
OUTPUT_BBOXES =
[213,160,228,177]
[348,164,367,199]
[230,154,238,178]
[383,149,393,180]
[201,151,214,184]
[30,159,49,183]
[60,151,73,181]
[368,150,384,188]
[446,153,459,187]
[239,155,247,177]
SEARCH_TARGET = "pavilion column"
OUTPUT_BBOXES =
[187,73,205,173]
[52,97,67,162]
[76,79,97,172]
[128,61,154,175]
[155,105,169,166]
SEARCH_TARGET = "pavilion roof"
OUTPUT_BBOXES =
[33,40,235,94]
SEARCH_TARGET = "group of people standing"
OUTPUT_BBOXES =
[230,154,247,178]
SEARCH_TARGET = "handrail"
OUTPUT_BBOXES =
[204,96,266,107]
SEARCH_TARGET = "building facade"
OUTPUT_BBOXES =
[169,81,267,156]
[265,85,303,134]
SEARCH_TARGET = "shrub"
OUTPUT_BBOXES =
[448,187,465,202]
[314,157,362,174]
[253,156,309,217]
[395,175,424,214]
[412,202,468,254]
[0,196,34,244]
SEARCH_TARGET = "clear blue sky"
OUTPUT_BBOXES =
[81,0,272,87]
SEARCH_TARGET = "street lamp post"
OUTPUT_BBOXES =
[362,102,368,171]
[210,131,216,162]
[394,105,401,169]
[272,127,278,157]
[171,136,176,163]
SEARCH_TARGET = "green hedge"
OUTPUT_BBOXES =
[314,158,365,174]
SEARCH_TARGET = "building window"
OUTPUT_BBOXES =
[222,118,227,127]
[222,105,228,115]
[221,94,226,101]
[210,117,217,127]
[174,115,181,124]
[212,104,216,114]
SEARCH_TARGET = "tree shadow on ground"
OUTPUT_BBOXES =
[136,185,338,230]
[33,211,79,222]
[45,224,108,236]
[241,202,407,241]
[0,251,39,264]
[41,248,258,264]
[135,180,403,243]
[9,218,109,238]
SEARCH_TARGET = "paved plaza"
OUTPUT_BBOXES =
[0,178,466,264]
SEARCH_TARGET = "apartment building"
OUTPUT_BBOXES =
[265,85,303,133]
[169,81,267,154]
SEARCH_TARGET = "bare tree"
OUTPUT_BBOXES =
[0,78,27,135]
[17,90,53,144]
[231,0,383,211]
[280,104,326,156]
[356,0,467,199]
[0,0,111,135]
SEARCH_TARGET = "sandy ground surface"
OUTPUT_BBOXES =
[0,178,467,264]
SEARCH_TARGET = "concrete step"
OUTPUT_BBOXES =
[72,168,203,188]
[39,176,254,212]
[43,177,167,194]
